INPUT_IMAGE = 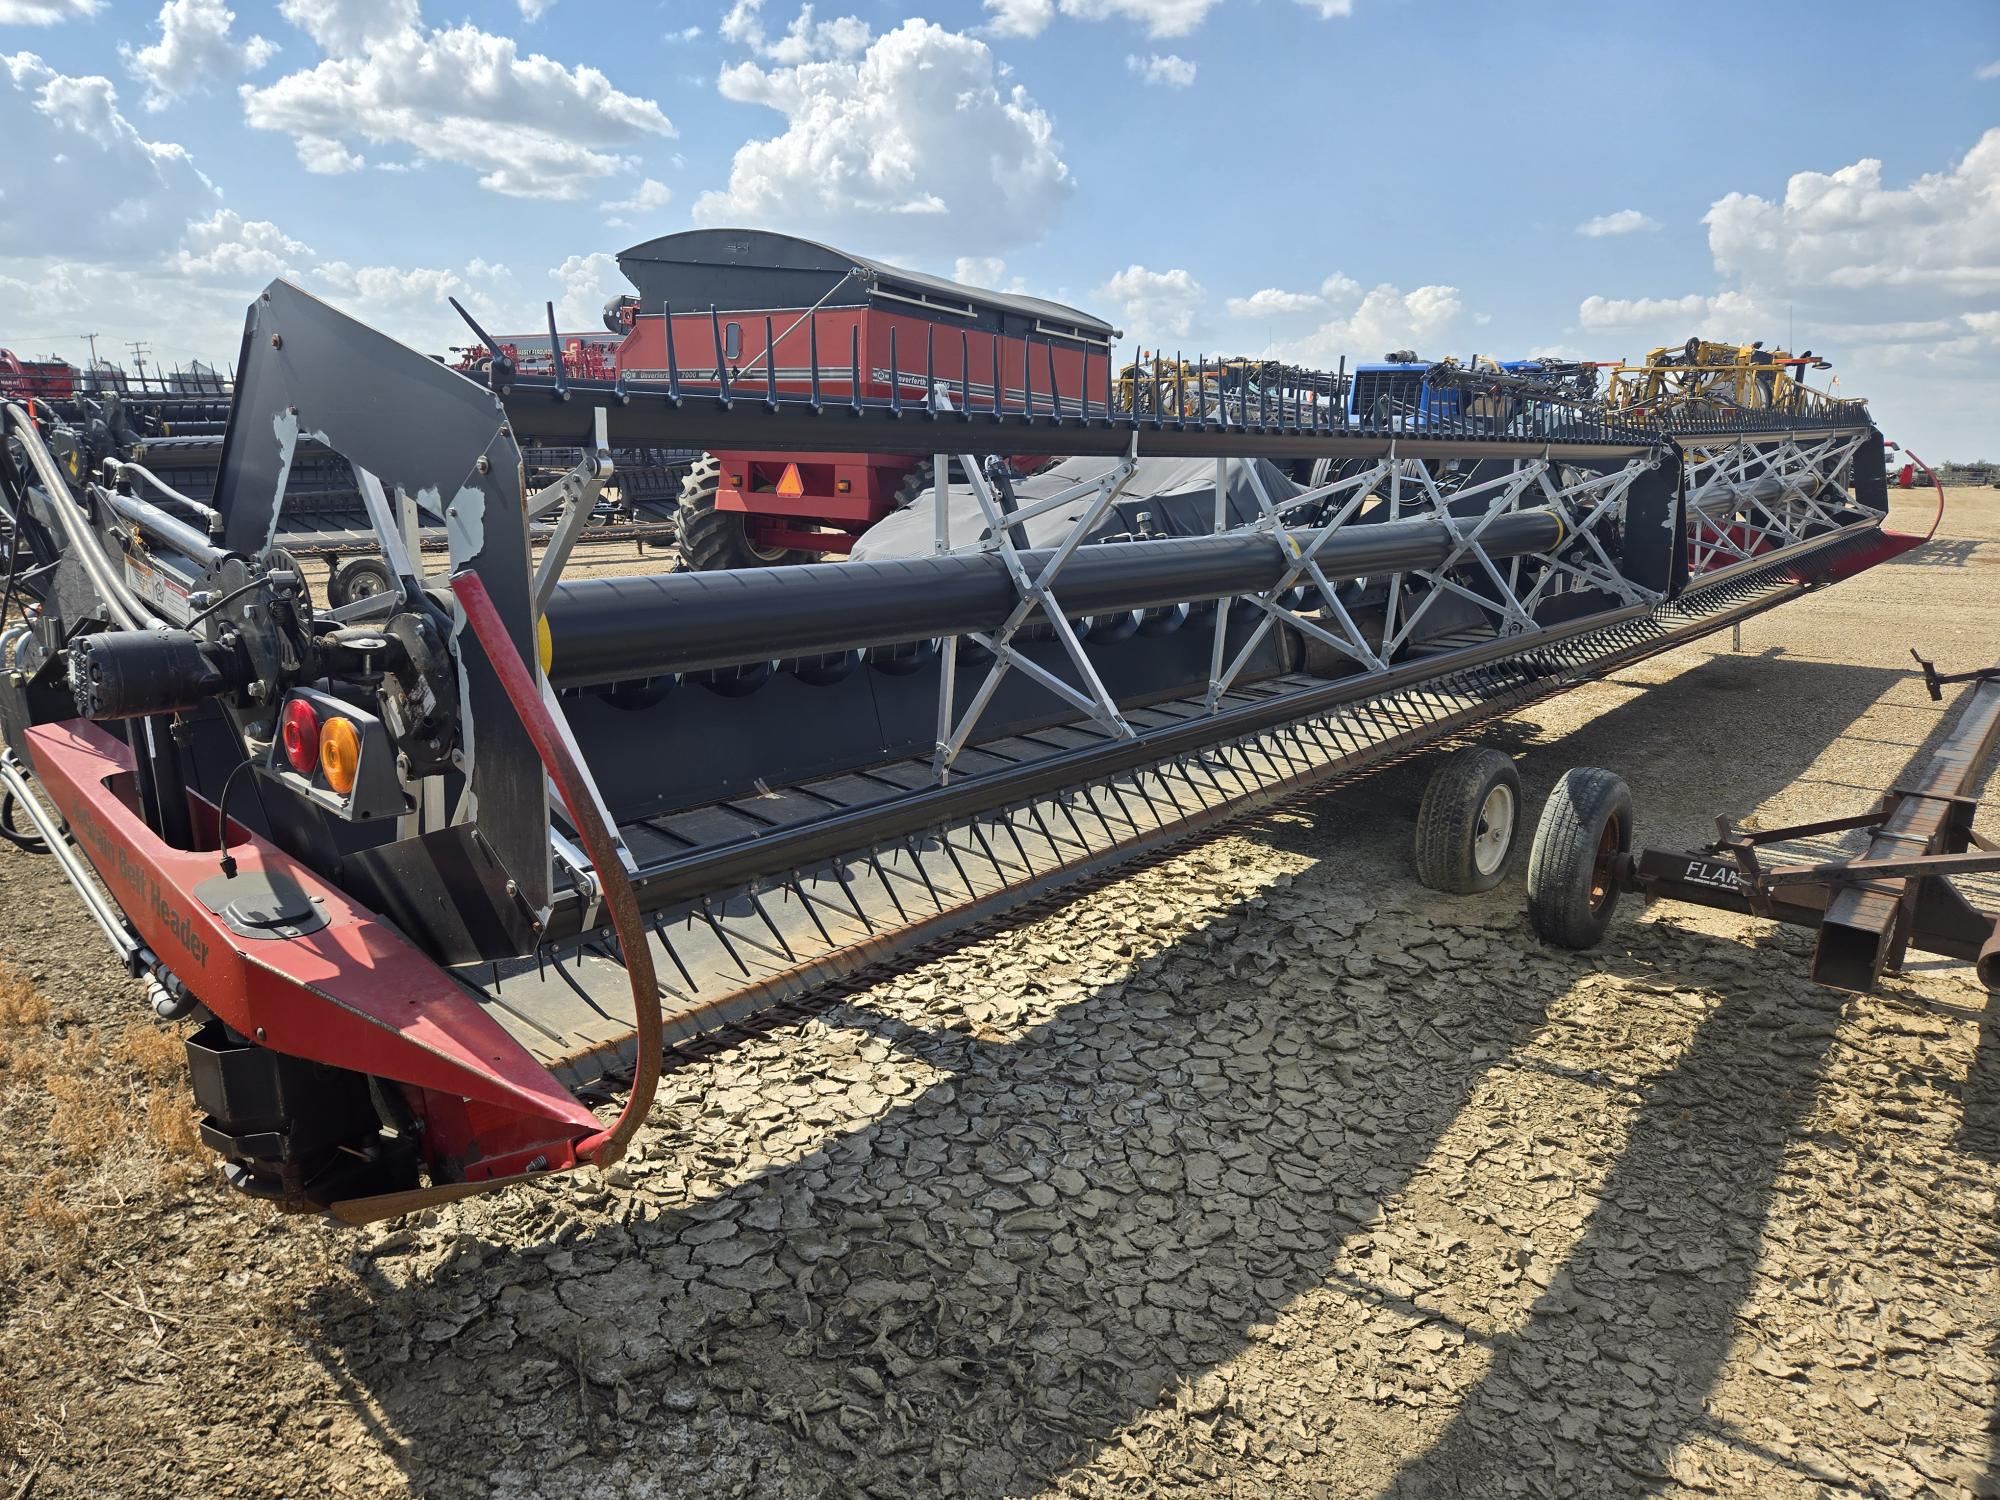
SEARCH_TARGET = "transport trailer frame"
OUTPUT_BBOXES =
[1534,653,1999,994]
[0,277,1913,1222]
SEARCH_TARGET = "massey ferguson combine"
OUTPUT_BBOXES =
[0,269,1961,1225]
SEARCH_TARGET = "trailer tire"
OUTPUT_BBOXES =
[1526,767,1633,950]
[1413,747,1521,894]
[329,556,395,609]
[677,454,806,571]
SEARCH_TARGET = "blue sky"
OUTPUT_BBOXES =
[3,0,1996,454]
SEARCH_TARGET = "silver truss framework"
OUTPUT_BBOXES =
[913,448,1656,783]
[929,439,1141,780]
[1682,430,1868,582]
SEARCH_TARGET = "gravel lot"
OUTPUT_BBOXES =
[0,488,1993,1499]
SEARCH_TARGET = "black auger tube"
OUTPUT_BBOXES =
[544,509,1566,686]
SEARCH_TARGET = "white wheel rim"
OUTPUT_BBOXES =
[1473,783,1516,876]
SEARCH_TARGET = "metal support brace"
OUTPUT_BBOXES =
[1517,459,1653,611]
[1683,431,1865,579]
[352,466,422,599]
[1205,456,1230,706]
[932,443,1138,775]
[539,675,637,879]
[1207,462,1392,706]
[933,448,958,781]
[531,408,614,610]
[1382,464,1547,654]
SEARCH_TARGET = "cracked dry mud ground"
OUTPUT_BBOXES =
[0,489,1995,1499]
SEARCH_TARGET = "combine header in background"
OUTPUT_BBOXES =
[0,271,1929,1224]
[0,350,78,404]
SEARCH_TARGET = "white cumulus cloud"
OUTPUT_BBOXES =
[721,0,870,62]
[1577,208,1660,238]
[122,0,275,111]
[952,256,1009,288]
[0,52,219,258]
[274,0,416,56]
[1215,272,1455,360]
[984,0,1219,39]
[600,175,670,228]
[0,0,101,22]
[1126,53,1194,88]
[601,177,670,214]
[1225,287,1325,319]
[1575,130,2000,452]
[297,132,362,173]
[1303,282,1462,359]
[172,208,311,280]
[696,19,1072,257]
[244,1,674,197]
[1703,128,2000,295]
[0,41,646,384]
[549,250,623,328]
[1097,265,1204,337]
[1578,292,1714,328]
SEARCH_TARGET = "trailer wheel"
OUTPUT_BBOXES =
[1526,767,1633,950]
[329,556,395,609]
[677,454,805,571]
[1413,747,1521,894]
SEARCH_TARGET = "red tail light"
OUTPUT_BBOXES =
[280,698,320,775]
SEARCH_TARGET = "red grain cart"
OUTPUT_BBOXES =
[604,230,1119,568]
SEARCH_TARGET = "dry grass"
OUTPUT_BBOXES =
[0,966,46,1027]
[0,962,207,1286]
[0,966,47,1072]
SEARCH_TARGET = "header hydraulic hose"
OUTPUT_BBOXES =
[450,569,660,1171]
[3,402,148,630]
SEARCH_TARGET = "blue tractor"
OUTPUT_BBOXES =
[1347,351,1602,430]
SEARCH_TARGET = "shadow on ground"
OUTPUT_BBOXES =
[1310,649,1921,853]
[304,637,1965,1498]
[309,888,1858,1498]
[1377,970,1846,1497]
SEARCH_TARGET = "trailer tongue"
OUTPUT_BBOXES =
[0,277,1917,1222]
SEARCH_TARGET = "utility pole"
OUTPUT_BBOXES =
[126,340,151,385]
[79,332,100,368]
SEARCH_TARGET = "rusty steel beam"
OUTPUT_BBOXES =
[1814,667,2000,990]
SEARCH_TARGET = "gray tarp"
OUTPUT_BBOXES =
[849,455,1302,560]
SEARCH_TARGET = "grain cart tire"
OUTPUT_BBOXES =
[677,454,806,571]
[1526,767,1633,950]
[329,556,395,609]
[1413,747,1522,894]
